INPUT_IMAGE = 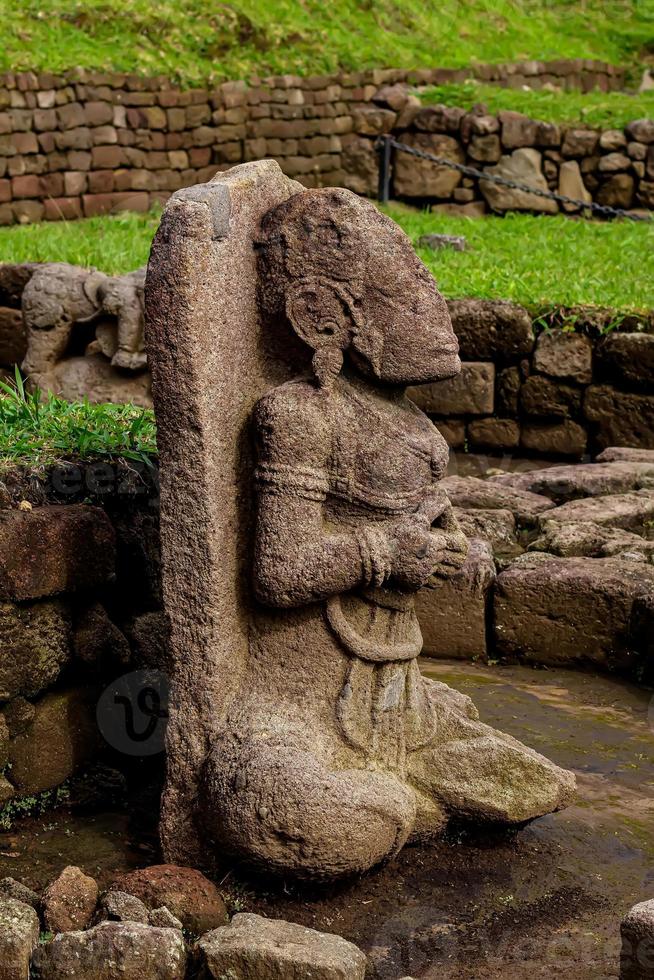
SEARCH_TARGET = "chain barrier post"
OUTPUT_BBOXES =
[377,135,392,205]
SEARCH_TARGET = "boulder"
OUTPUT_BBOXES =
[416,539,496,659]
[595,333,654,391]
[96,890,150,925]
[488,461,654,502]
[0,307,27,367]
[0,599,71,700]
[539,489,654,534]
[519,374,582,419]
[532,329,593,384]
[446,299,534,362]
[31,921,187,980]
[467,417,520,450]
[149,907,183,931]
[480,148,558,214]
[0,898,39,980]
[453,507,518,556]
[584,386,654,450]
[109,865,228,936]
[493,553,654,669]
[520,419,587,457]
[0,504,116,601]
[0,878,40,911]
[8,686,100,795]
[42,866,98,934]
[392,133,463,198]
[194,913,367,980]
[408,362,494,416]
[558,160,592,213]
[440,475,555,525]
[621,898,654,979]
[530,521,654,558]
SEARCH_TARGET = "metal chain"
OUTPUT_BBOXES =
[378,136,652,222]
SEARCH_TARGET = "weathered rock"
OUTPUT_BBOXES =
[481,148,558,213]
[520,374,582,419]
[416,540,496,659]
[440,475,555,524]
[0,306,27,366]
[0,878,40,911]
[0,264,36,308]
[597,173,634,208]
[598,151,631,172]
[498,111,538,149]
[42,865,98,933]
[194,913,367,980]
[496,365,522,414]
[621,899,654,979]
[146,161,573,881]
[541,490,654,534]
[561,129,599,157]
[340,136,378,196]
[413,105,464,134]
[599,129,628,151]
[73,602,131,669]
[558,160,592,212]
[597,447,654,464]
[595,333,654,391]
[0,504,115,601]
[393,133,464,198]
[467,417,520,450]
[530,521,654,558]
[488,461,654,502]
[494,553,654,669]
[0,599,71,700]
[468,133,501,162]
[432,419,466,449]
[453,507,518,555]
[521,419,587,457]
[8,686,100,795]
[36,353,153,407]
[149,907,183,931]
[446,299,534,362]
[31,921,187,980]
[109,865,228,935]
[97,890,149,925]
[0,898,39,980]
[532,329,592,383]
[408,362,494,416]
[626,119,654,144]
[584,386,654,450]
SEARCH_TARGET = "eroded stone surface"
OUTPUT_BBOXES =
[446,300,534,362]
[194,913,367,980]
[453,507,518,555]
[480,148,558,213]
[42,865,99,933]
[97,890,149,925]
[541,489,654,534]
[408,362,495,415]
[0,600,71,700]
[530,521,654,559]
[532,329,593,384]
[441,475,555,524]
[489,461,654,503]
[0,898,39,980]
[31,922,187,980]
[109,865,228,935]
[145,161,574,882]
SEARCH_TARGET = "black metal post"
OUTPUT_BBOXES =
[377,135,392,204]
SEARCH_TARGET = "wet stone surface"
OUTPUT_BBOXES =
[0,660,651,978]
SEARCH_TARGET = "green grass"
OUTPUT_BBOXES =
[0,1,651,84]
[384,205,654,312]
[420,81,654,130]
[1,205,651,313]
[0,368,156,466]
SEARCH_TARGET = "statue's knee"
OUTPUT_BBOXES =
[204,739,416,879]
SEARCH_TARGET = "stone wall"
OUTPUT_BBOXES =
[0,465,162,815]
[0,59,631,225]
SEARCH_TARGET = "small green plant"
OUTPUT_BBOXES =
[0,367,157,468]
[0,783,71,831]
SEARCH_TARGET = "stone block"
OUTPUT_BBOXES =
[393,132,463,198]
[561,128,599,157]
[498,110,539,148]
[352,106,395,135]
[0,503,115,601]
[195,914,366,980]
[558,159,592,212]
[540,489,654,534]
[530,521,654,559]
[626,119,654,144]
[408,362,495,415]
[0,898,39,980]
[91,144,126,168]
[598,151,631,172]
[440,475,555,524]
[0,599,71,700]
[494,553,654,669]
[481,148,558,213]
[584,385,654,450]
[467,417,520,449]
[597,172,634,208]
[595,333,654,391]
[0,305,26,365]
[454,507,518,556]
[496,365,522,413]
[519,374,582,419]
[416,539,496,659]
[521,419,587,457]
[533,329,593,383]
[489,460,654,502]
[468,133,501,162]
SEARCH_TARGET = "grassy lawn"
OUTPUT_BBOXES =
[420,82,654,130]
[0,1,650,84]
[1,205,651,313]
[0,369,156,466]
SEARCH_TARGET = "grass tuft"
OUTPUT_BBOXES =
[0,367,156,467]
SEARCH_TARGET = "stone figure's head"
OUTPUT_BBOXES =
[258,187,460,388]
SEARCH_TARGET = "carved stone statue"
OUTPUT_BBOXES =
[146,161,575,881]
[21,263,150,405]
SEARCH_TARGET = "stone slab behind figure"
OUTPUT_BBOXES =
[144,159,575,882]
